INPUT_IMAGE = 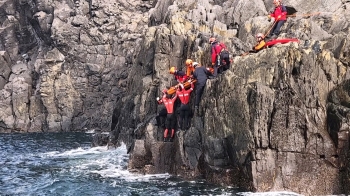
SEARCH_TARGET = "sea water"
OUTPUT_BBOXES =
[0,132,301,196]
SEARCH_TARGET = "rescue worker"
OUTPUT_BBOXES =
[267,0,287,39]
[251,33,266,53]
[157,89,178,142]
[193,62,212,114]
[209,37,222,77]
[176,81,194,130]
[169,66,187,83]
[155,90,167,128]
[185,59,195,77]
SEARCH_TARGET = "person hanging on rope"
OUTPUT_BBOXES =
[267,0,287,39]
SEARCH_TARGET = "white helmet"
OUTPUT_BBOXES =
[256,33,264,39]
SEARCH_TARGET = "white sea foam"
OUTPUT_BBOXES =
[237,191,303,196]
[42,146,109,157]
[122,173,172,182]
[85,129,95,134]
[39,143,172,182]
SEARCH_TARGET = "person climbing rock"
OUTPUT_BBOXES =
[193,62,212,114]
[267,0,287,39]
[155,91,167,129]
[209,37,222,77]
[169,66,187,84]
[218,42,231,72]
[158,89,178,142]
[176,81,194,130]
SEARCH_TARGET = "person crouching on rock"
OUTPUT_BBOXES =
[158,89,178,142]
[176,81,194,130]
[267,0,287,39]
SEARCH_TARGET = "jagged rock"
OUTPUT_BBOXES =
[0,51,12,89]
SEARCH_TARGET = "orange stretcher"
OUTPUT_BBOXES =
[167,78,197,95]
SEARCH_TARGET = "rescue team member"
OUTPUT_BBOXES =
[176,81,194,130]
[267,0,287,38]
[185,59,195,77]
[155,90,167,129]
[169,66,187,83]
[193,62,212,114]
[209,37,221,77]
[157,89,178,142]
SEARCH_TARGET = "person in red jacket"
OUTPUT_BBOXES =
[176,81,194,130]
[209,37,225,77]
[267,0,287,39]
[158,89,178,142]
[169,66,187,84]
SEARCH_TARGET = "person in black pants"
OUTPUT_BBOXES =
[193,62,212,113]
[155,107,167,128]
[176,82,194,130]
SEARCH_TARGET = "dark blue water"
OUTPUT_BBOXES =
[0,132,301,196]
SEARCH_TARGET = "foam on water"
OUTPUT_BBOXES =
[0,132,302,195]
[238,191,303,196]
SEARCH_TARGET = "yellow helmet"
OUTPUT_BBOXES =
[169,66,176,74]
[185,59,193,66]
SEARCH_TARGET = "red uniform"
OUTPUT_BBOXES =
[176,83,194,130]
[161,94,177,114]
[176,83,194,105]
[270,5,287,21]
[211,41,222,65]
[174,70,188,83]
[159,91,178,141]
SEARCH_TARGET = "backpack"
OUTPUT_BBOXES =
[219,43,230,65]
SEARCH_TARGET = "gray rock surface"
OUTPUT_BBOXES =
[0,0,349,195]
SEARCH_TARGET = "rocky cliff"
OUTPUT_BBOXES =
[0,0,349,195]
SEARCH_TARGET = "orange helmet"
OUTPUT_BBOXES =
[209,37,216,43]
[185,59,193,66]
[256,33,264,39]
[169,66,176,74]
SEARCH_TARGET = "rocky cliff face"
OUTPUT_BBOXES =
[1,0,349,195]
[0,0,152,132]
